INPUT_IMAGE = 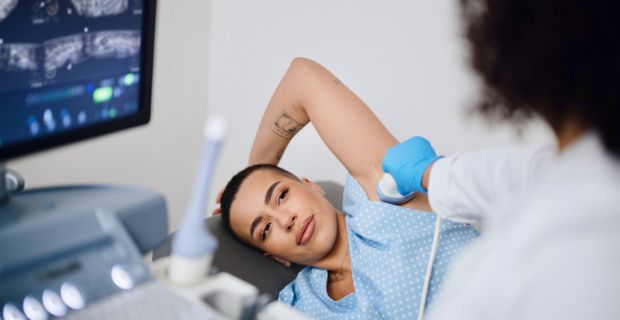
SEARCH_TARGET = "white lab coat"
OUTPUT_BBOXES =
[426,131,620,320]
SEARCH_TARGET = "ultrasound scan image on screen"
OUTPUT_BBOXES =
[0,0,154,160]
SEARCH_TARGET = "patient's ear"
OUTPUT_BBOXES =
[264,253,291,267]
[301,177,325,196]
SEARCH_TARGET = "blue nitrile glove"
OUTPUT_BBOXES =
[381,136,439,195]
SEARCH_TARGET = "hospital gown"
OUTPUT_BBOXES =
[279,175,479,319]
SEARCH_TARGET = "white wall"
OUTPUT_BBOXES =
[9,0,554,232]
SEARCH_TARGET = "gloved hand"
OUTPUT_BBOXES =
[381,136,439,195]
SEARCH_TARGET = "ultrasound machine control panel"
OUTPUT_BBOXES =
[0,185,168,320]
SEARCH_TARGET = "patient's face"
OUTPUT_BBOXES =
[229,169,339,266]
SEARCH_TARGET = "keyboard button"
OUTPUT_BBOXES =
[60,283,85,310]
[41,290,67,317]
[111,265,134,290]
[22,296,48,320]
[3,303,26,320]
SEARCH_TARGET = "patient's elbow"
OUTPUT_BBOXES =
[291,56,317,68]
[289,57,324,76]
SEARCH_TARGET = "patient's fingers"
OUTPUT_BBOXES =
[212,207,222,216]
[216,188,224,204]
[211,188,225,216]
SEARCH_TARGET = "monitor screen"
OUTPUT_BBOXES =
[0,0,156,161]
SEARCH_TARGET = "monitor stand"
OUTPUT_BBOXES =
[0,163,25,205]
[0,163,8,205]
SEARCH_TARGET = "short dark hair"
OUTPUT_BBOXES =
[461,0,620,157]
[220,164,299,236]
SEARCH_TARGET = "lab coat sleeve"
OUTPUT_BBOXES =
[427,144,555,224]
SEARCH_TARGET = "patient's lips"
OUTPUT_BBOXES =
[296,215,315,246]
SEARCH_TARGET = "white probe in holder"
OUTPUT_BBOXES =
[169,116,226,286]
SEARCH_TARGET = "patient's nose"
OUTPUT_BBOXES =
[283,214,296,233]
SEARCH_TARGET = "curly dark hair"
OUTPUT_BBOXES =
[460,0,620,157]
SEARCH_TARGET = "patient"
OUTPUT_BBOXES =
[218,58,478,319]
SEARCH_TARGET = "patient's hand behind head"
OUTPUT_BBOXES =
[220,164,339,267]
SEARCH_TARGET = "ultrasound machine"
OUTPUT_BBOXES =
[0,1,307,319]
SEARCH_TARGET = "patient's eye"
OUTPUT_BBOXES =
[277,189,289,205]
[261,222,271,241]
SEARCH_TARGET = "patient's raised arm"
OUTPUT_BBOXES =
[248,58,398,199]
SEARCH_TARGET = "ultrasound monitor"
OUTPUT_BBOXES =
[0,0,156,162]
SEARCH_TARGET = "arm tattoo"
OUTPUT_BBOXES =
[270,112,302,139]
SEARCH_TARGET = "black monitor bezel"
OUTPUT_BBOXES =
[0,0,157,162]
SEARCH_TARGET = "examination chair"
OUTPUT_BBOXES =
[152,181,344,299]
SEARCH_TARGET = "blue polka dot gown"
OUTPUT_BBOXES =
[279,175,479,319]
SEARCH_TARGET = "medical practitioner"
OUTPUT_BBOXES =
[381,1,620,319]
